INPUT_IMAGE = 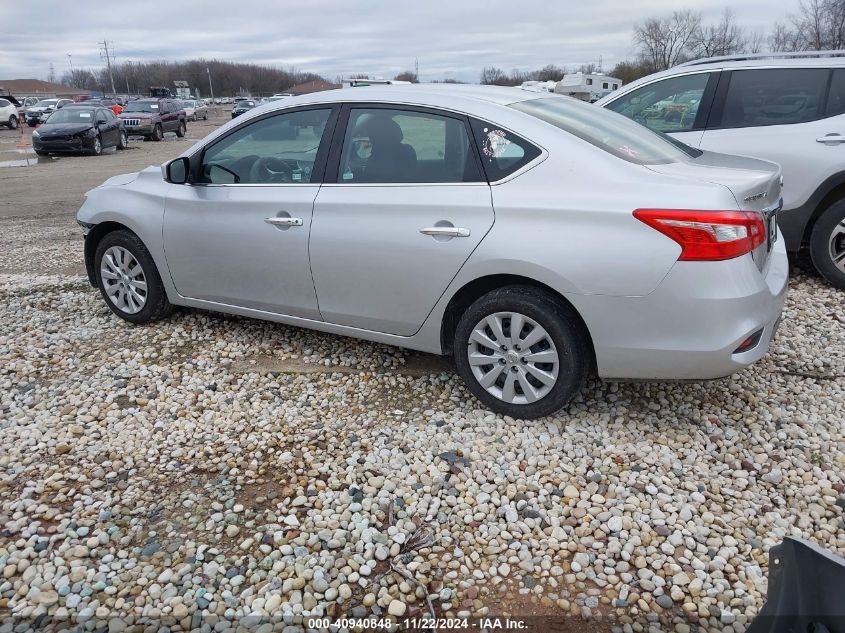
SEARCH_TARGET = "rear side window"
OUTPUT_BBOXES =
[826,69,845,117]
[469,118,541,181]
[716,68,827,128]
[0,99,8,108]
[337,108,481,183]
[604,72,711,133]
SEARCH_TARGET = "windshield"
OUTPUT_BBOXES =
[34,100,59,108]
[510,97,694,165]
[123,101,159,112]
[43,109,97,125]
[237,101,256,108]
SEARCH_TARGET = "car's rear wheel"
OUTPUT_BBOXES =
[152,124,163,141]
[95,230,173,324]
[810,198,845,289]
[90,135,102,156]
[453,286,589,419]
[117,130,128,150]
[203,112,208,120]
[8,115,18,129]
[176,121,186,138]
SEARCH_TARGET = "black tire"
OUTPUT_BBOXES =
[453,286,590,419]
[90,134,102,156]
[8,115,18,129]
[94,230,173,324]
[203,112,208,120]
[152,124,163,141]
[117,130,128,150]
[175,120,186,138]
[34,150,48,156]
[27,121,36,127]
[810,198,845,290]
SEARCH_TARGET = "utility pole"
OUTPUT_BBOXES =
[67,54,74,73]
[206,66,215,104]
[99,39,117,97]
[48,63,56,84]
[414,57,419,82]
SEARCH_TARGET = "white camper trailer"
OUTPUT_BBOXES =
[554,72,621,101]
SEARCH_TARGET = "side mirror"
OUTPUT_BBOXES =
[165,157,190,184]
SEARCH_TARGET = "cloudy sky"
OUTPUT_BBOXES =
[2,0,796,83]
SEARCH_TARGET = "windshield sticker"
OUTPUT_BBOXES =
[482,128,510,160]
[78,112,91,118]
[150,104,159,110]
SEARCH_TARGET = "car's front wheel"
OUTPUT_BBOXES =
[810,198,845,289]
[95,230,173,324]
[90,134,102,156]
[453,286,590,419]
[151,124,163,141]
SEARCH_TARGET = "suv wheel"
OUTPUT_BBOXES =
[152,124,163,141]
[176,121,186,138]
[8,115,18,129]
[810,198,845,289]
[95,230,173,324]
[453,286,589,419]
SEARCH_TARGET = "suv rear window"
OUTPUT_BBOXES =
[716,68,828,128]
[512,97,695,165]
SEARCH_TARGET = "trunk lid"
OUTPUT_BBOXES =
[646,150,782,270]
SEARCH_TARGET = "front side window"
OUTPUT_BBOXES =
[513,97,697,165]
[605,72,710,133]
[337,108,479,183]
[200,108,331,184]
[716,68,827,128]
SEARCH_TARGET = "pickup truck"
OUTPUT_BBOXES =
[118,98,186,141]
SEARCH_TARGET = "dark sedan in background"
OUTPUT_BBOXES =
[32,106,127,156]
[231,100,256,118]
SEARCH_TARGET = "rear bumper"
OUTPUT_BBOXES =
[569,233,789,380]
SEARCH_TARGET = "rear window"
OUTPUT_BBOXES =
[511,97,694,165]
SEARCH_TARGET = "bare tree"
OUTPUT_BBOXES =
[770,21,804,51]
[530,64,566,81]
[745,29,766,53]
[60,69,98,90]
[480,66,506,85]
[394,70,419,83]
[793,0,845,49]
[689,8,746,58]
[634,9,702,71]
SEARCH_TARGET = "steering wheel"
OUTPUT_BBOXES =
[250,156,294,183]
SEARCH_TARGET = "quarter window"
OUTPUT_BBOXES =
[337,108,480,183]
[605,72,710,133]
[0,99,8,107]
[469,118,541,181]
[716,68,827,128]
[826,69,845,117]
[200,108,332,184]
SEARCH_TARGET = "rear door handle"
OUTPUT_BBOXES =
[419,226,471,238]
[264,217,303,227]
[816,134,845,144]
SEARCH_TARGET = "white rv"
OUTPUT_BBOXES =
[554,72,622,101]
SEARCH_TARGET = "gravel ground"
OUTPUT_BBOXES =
[1,124,844,632]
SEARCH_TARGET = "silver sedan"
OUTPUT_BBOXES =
[76,85,788,418]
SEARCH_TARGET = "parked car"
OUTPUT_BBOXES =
[25,98,73,126]
[32,105,127,156]
[181,99,208,121]
[268,93,294,102]
[231,100,256,118]
[598,51,845,289]
[0,97,20,129]
[119,98,186,141]
[76,85,787,418]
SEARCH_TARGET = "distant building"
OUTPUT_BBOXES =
[554,72,622,102]
[288,80,341,95]
[0,79,91,100]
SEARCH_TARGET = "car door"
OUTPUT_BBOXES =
[162,106,337,318]
[97,109,118,146]
[309,104,494,336]
[697,67,836,215]
[602,71,719,148]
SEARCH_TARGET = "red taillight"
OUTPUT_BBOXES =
[633,209,766,261]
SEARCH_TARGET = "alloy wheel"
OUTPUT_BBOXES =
[830,219,845,274]
[467,311,559,404]
[100,246,147,314]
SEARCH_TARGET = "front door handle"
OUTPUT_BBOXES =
[264,217,303,227]
[419,226,471,238]
[816,134,845,144]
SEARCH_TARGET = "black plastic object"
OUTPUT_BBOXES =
[747,537,845,633]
